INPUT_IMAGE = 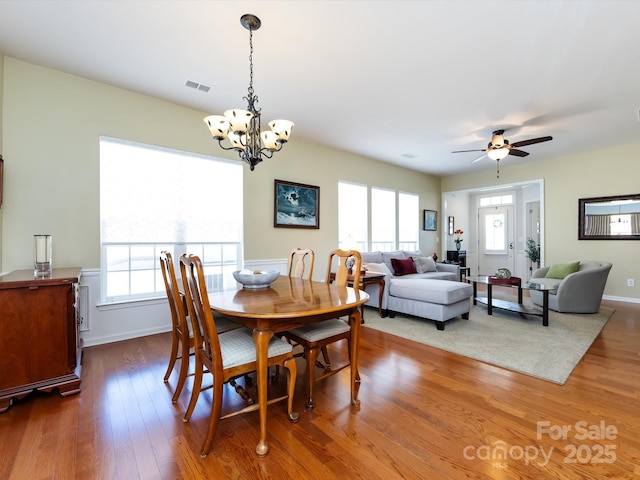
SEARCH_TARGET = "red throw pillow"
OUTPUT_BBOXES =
[391,257,417,276]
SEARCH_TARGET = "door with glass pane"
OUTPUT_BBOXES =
[478,206,515,276]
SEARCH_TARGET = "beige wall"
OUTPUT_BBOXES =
[1,58,440,281]
[441,145,640,299]
[2,57,638,301]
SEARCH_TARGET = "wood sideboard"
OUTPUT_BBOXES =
[0,267,83,412]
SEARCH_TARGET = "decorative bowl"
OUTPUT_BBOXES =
[495,268,512,279]
[232,269,280,289]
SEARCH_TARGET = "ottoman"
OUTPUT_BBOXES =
[387,279,473,330]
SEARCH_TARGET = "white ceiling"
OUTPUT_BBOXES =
[1,0,639,176]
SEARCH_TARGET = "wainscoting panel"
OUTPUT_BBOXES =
[79,258,288,347]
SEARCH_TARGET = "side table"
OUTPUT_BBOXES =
[459,266,471,282]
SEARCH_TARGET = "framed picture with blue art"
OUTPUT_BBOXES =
[423,209,437,231]
[274,179,320,229]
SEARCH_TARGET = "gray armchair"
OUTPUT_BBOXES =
[528,261,612,314]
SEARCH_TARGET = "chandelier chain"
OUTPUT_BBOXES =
[248,29,254,97]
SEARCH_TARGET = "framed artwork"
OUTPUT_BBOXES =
[448,216,455,235]
[423,209,437,231]
[274,179,320,229]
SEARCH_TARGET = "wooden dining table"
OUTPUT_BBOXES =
[208,275,369,456]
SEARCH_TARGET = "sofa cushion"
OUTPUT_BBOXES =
[364,262,393,276]
[381,250,407,274]
[401,272,458,281]
[389,279,472,305]
[391,257,417,276]
[546,261,580,279]
[360,251,384,264]
[412,255,437,273]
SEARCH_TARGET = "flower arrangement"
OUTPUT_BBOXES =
[454,229,464,246]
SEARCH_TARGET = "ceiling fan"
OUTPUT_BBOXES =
[452,129,553,177]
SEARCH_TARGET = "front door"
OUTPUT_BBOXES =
[478,206,515,276]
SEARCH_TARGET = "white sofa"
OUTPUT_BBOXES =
[360,250,459,311]
[360,250,472,329]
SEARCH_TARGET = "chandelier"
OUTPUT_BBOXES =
[204,14,294,171]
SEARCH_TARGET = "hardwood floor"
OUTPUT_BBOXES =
[1,299,639,479]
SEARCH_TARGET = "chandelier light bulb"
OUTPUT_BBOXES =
[204,115,230,140]
[269,120,294,143]
[224,109,253,133]
[260,131,279,150]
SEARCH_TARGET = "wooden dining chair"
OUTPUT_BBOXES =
[287,247,315,280]
[160,251,243,403]
[160,251,195,403]
[280,249,362,409]
[286,247,332,364]
[179,254,298,457]
[274,247,319,380]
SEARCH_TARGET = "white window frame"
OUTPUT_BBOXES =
[99,136,243,304]
[338,181,419,252]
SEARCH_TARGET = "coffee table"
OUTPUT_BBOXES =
[466,275,555,326]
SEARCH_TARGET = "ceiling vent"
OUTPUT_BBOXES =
[185,80,211,93]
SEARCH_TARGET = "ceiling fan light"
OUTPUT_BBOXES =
[204,115,230,139]
[491,133,505,147]
[487,147,509,161]
[224,109,253,133]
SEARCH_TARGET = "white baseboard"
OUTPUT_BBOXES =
[82,325,173,348]
[602,294,640,304]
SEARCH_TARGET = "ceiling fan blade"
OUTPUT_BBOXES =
[510,136,553,148]
[452,149,486,153]
[508,149,529,157]
[471,153,487,163]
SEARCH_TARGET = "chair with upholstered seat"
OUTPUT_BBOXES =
[179,253,298,457]
[280,249,361,409]
[160,251,196,403]
[529,260,612,313]
[160,251,242,403]
[274,247,319,380]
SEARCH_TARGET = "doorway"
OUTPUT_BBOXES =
[478,205,515,276]
[442,179,544,280]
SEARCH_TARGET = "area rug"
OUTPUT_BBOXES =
[363,301,614,385]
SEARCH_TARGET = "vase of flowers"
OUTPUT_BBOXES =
[454,229,464,251]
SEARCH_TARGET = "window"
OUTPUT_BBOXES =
[338,181,419,252]
[483,211,507,253]
[338,182,367,250]
[100,137,243,303]
[371,187,396,251]
[398,192,419,251]
[479,194,513,207]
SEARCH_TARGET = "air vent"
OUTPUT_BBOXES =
[185,80,211,93]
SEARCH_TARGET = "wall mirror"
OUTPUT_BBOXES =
[578,193,640,240]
